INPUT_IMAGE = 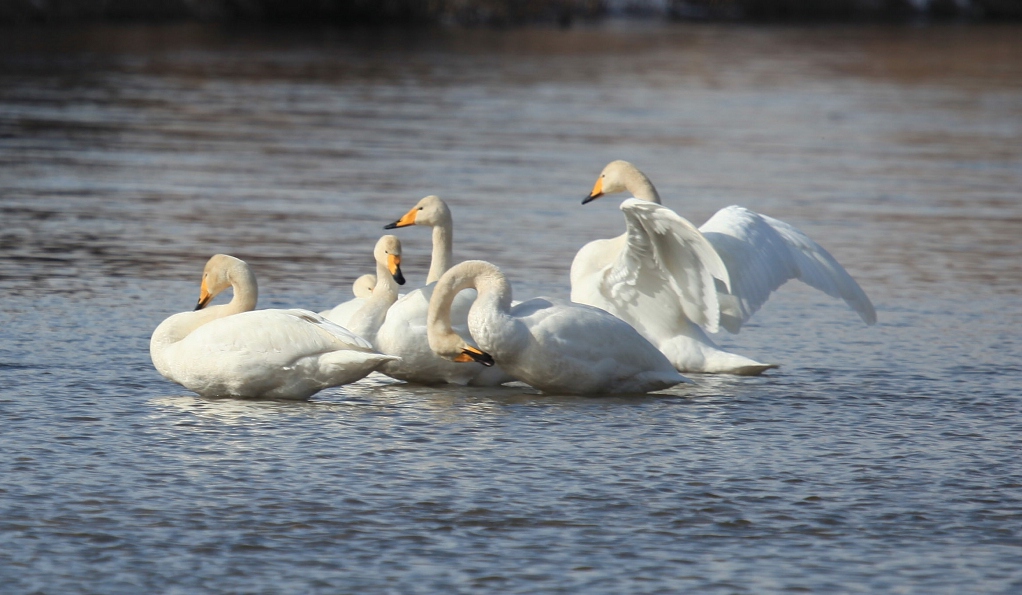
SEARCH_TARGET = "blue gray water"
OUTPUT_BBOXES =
[2,22,1021,593]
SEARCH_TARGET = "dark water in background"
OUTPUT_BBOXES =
[1,22,1021,593]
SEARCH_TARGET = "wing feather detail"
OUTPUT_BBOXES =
[612,198,731,333]
[699,206,877,333]
[205,309,376,359]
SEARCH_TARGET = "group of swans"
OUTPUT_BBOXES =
[151,161,876,399]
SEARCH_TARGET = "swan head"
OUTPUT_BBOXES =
[374,235,406,286]
[384,195,451,230]
[430,333,495,367]
[195,254,250,310]
[351,274,377,299]
[583,160,659,204]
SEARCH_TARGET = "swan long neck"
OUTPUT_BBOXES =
[426,214,454,284]
[348,257,400,340]
[427,260,512,355]
[624,166,661,204]
[226,263,259,315]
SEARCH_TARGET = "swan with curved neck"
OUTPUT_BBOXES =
[427,260,690,395]
[151,254,395,399]
[373,197,514,386]
[574,160,877,375]
[385,194,453,284]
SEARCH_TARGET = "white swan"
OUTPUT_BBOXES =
[319,274,376,327]
[341,235,405,344]
[428,260,691,395]
[150,254,396,399]
[384,194,453,284]
[375,195,515,386]
[572,160,877,375]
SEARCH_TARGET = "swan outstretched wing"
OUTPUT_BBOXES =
[699,206,877,333]
[609,198,730,333]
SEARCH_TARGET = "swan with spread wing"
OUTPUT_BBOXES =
[572,160,876,375]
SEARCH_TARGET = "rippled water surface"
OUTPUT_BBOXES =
[2,22,1021,593]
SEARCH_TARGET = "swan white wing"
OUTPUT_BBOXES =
[194,309,375,361]
[699,206,877,333]
[279,309,377,351]
[610,198,730,333]
[503,297,690,393]
[320,297,367,328]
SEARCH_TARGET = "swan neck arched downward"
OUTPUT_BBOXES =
[625,167,661,204]
[427,260,512,356]
[226,262,259,314]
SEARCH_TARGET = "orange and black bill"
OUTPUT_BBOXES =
[388,254,406,285]
[454,346,494,367]
[194,279,213,310]
[384,207,418,229]
[582,176,604,205]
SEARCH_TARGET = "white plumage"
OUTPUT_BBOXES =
[151,255,395,399]
[319,273,376,328]
[572,160,876,375]
[377,195,517,386]
[428,260,691,395]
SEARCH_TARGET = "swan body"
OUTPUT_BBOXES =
[377,196,516,386]
[428,260,690,395]
[573,160,877,375]
[319,274,376,327]
[151,254,396,399]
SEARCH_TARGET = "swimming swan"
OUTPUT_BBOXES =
[573,160,877,375]
[150,254,396,399]
[427,260,691,395]
[377,196,515,386]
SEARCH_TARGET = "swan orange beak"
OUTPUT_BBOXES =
[387,254,406,285]
[582,177,604,205]
[455,346,494,366]
[384,206,418,229]
[195,278,213,310]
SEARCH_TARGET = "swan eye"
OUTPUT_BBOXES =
[418,207,424,211]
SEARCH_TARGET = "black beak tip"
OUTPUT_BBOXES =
[394,270,406,285]
[582,193,600,205]
[466,349,495,367]
[194,300,204,311]
[383,221,399,230]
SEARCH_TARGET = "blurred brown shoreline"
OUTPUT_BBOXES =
[0,0,1019,26]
